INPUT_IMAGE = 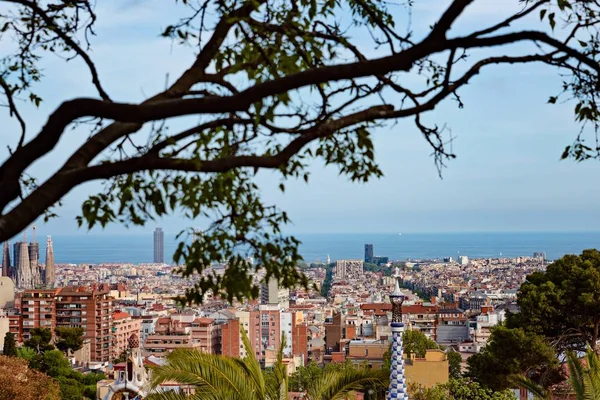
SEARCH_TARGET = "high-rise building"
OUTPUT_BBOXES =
[2,242,10,277]
[45,236,55,287]
[365,244,374,264]
[153,228,164,263]
[260,276,290,308]
[20,289,61,340]
[334,259,364,280]
[56,287,113,362]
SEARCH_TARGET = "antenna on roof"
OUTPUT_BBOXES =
[32,225,37,242]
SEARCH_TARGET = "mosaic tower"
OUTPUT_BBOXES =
[388,271,408,400]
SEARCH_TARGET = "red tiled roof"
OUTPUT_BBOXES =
[113,311,131,320]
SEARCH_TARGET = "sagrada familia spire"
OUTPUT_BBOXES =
[45,236,55,287]
[388,269,408,400]
[2,242,10,277]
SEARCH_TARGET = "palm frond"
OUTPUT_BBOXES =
[307,367,389,400]
[567,350,587,400]
[510,375,551,399]
[148,349,258,400]
[239,327,267,399]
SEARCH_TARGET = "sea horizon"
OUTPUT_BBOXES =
[25,231,600,265]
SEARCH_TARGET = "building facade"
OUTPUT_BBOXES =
[364,244,374,264]
[45,236,55,287]
[56,288,113,362]
[20,288,60,339]
[153,228,164,264]
[112,311,142,360]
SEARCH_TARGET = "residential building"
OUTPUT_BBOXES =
[191,317,219,354]
[405,349,449,388]
[0,277,15,308]
[140,316,158,346]
[260,276,290,308]
[112,311,141,360]
[221,318,240,357]
[56,287,113,362]
[21,288,60,339]
[334,259,363,280]
[347,339,388,369]
[153,228,164,264]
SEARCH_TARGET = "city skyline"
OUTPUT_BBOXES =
[0,0,599,236]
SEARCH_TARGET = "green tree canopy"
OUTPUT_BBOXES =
[410,378,516,400]
[447,351,463,380]
[402,330,439,359]
[508,249,600,352]
[54,327,84,356]
[2,332,17,357]
[24,328,54,354]
[466,326,558,392]
[2,1,600,302]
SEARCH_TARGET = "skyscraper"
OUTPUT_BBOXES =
[387,270,408,400]
[153,228,164,263]
[2,242,10,277]
[364,244,374,263]
[45,236,55,287]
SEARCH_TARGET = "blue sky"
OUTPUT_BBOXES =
[1,0,599,237]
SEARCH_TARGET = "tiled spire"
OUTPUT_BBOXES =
[388,269,408,400]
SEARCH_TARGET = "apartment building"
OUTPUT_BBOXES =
[221,318,240,357]
[191,317,219,354]
[56,287,113,362]
[20,288,61,340]
[112,311,141,359]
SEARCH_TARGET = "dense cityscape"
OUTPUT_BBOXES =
[0,226,550,399]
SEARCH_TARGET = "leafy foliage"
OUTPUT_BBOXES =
[410,378,516,400]
[149,329,387,400]
[402,330,439,359]
[508,249,600,353]
[447,351,463,380]
[2,0,600,302]
[513,347,600,400]
[54,327,84,355]
[466,326,558,392]
[18,345,105,400]
[0,355,61,400]
[24,327,54,354]
[2,332,16,356]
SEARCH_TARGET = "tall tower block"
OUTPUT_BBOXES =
[45,236,55,287]
[153,228,164,264]
[2,242,10,277]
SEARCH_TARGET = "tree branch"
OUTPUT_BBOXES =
[4,0,110,101]
[0,76,26,150]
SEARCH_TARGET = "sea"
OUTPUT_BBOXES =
[46,231,600,265]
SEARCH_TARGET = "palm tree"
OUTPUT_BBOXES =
[513,348,600,400]
[147,330,388,400]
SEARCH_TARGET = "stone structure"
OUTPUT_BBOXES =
[99,334,149,400]
[388,272,408,400]
[2,242,10,277]
[45,236,55,287]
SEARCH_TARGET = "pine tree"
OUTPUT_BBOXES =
[3,332,17,356]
